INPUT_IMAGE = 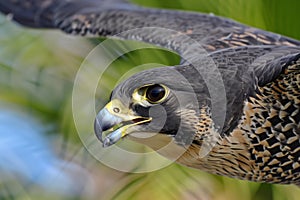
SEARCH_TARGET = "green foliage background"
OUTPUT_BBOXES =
[0,0,300,199]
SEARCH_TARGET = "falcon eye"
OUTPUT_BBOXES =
[145,84,166,103]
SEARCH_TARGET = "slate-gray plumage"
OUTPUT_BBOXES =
[1,0,300,185]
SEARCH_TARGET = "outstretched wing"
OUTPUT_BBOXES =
[197,46,300,135]
[0,0,299,57]
[1,0,299,135]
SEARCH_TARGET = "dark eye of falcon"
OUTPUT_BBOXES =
[145,84,166,103]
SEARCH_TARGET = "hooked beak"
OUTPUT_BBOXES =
[94,99,151,147]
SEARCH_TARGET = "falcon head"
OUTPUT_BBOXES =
[94,65,214,151]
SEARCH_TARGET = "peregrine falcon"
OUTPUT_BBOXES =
[1,0,300,185]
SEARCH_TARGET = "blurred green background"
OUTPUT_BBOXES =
[0,0,300,199]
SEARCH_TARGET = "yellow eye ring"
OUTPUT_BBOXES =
[132,84,169,106]
[145,84,167,103]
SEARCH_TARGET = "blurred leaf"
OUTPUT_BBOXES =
[1,1,300,200]
[133,0,300,40]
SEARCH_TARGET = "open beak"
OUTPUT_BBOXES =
[94,99,151,147]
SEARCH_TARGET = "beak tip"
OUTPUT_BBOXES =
[94,118,103,143]
[102,137,111,148]
[94,115,117,148]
